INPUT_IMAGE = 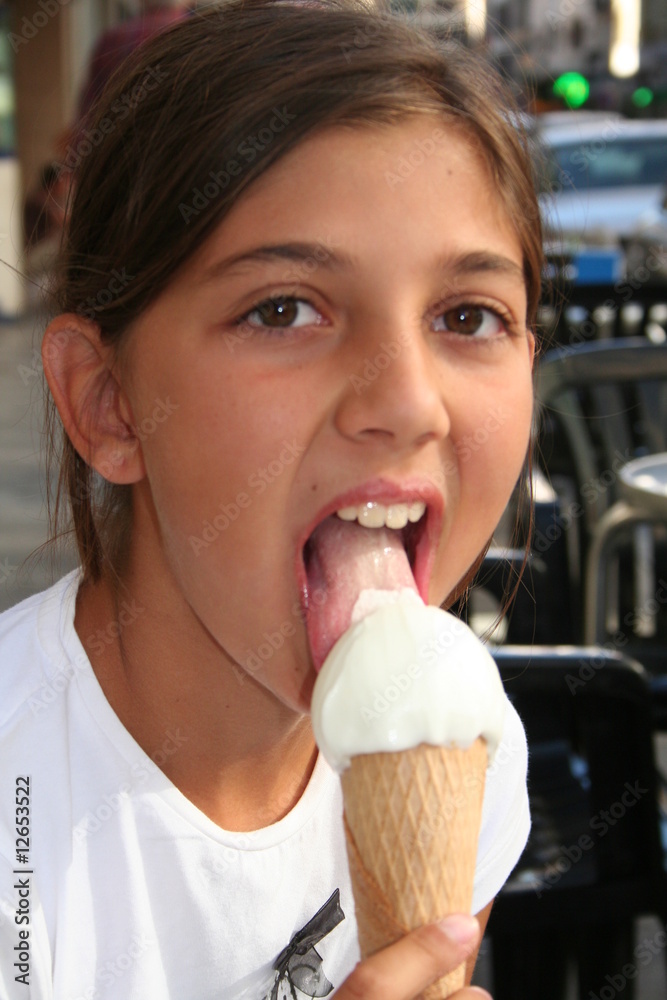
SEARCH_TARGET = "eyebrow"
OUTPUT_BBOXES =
[200,242,525,285]
[447,250,525,284]
[200,242,354,282]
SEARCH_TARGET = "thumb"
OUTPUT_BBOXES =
[338,913,483,1000]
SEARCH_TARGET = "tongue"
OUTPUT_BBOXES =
[305,516,419,670]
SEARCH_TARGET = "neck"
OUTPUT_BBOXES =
[74,567,318,831]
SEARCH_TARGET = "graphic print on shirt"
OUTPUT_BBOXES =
[263,889,345,1000]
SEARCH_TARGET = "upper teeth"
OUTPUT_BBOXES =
[336,500,426,530]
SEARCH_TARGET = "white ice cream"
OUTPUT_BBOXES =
[310,589,506,773]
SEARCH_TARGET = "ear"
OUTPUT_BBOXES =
[527,328,536,369]
[42,313,146,484]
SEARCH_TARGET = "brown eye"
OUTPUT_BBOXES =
[256,297,298,327]
[435,305,504,338]
[444,306,484,334]
[244,297,320,330]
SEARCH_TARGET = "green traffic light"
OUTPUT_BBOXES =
[553,72,590,109]
[631,87,654,108]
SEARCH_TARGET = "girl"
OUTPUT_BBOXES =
[1,2,540,997]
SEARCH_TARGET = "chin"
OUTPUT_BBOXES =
[260,664,317,717]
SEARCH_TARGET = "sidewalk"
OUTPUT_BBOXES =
[0,312,75,613]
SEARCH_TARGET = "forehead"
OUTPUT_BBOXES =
[188,116,523,283]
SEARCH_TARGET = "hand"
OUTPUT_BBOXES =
[336,914,491,1000]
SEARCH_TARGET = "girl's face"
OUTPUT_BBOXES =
[119,117,535,714]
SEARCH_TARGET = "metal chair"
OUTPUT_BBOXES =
[537,337,667,525]
[471,338,667,653]
[535,338,667,692]
[487,646,667,1000]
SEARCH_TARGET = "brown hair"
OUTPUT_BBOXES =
[47,0,543,582]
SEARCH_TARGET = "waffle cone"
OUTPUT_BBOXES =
[341,738,487,999]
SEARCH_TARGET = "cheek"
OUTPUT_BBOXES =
[136,373,282,525]
[458,388,532,486]
[434,384,533,594]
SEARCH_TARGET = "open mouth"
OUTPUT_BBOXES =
[300,497,435,670]
[303,505,426,586]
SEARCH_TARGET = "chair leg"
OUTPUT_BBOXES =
[490,929,570,1000]
[575,922,636,1000]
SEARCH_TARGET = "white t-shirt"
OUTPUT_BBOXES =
[0,572,530,1000]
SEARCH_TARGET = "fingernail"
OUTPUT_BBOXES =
[436,913,478,944]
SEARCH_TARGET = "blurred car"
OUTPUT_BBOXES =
[623,184,667,284]
[534,117,667,282]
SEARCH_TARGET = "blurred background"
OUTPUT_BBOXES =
[1,1,667,998]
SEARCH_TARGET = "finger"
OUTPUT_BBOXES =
[337,914,483,1000]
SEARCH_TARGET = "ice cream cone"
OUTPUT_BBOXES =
[341,737,488,999]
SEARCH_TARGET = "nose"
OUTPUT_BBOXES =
[334,327,451,450]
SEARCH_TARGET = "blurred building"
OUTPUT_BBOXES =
[392,0,667,98]
[642,0,667,86]
[487,0,667,95]
[9,1,185,227]
[0,0,185,316]
[0,0,664,317]
[488,0,612,81]
[0,1,121,315]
